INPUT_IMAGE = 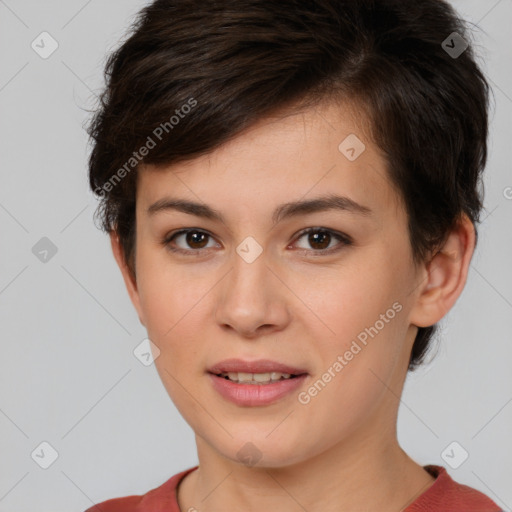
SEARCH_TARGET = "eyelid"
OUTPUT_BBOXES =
[162,228,220,255]
[291,227,352,255]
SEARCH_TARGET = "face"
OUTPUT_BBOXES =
[114,100,436,468]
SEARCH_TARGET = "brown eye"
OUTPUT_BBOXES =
[164,229,218,254]
[163,227,352,256]
[293,228,352,255]
[184,231,209,249]
[307,231,331,250]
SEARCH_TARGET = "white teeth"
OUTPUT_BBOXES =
[254,373,272,382]
[219,371,293,384]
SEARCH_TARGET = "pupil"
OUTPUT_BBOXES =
[310,231,330,249]
[187,231,207,248]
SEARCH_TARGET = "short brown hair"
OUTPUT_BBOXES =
[87,0,490,370]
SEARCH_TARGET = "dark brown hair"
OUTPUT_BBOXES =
[87,0,490,370]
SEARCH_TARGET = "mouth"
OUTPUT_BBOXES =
[207,358,309,383]
[210,371,305,385]
[206,358,309,405]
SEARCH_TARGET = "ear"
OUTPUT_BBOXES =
[109,230,146,326]
[409,213,476,328]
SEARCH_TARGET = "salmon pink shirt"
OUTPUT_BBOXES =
[84,465,502,512]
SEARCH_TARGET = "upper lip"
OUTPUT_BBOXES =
[208,358,308,375]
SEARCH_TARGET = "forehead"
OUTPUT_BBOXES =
[137,100,403,224]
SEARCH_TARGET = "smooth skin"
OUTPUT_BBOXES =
[110,99,475,512]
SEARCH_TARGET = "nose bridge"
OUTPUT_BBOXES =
[227,239,272,310]
[215,236,289,335]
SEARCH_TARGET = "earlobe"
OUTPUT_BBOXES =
[109,230,146,326]
[409,214,475,328]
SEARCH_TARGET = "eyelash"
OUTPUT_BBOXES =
[161,227,353,257]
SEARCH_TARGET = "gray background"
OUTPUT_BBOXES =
[0,1,511,510]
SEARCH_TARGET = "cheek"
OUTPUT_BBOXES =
[297,312,406,447]
[136,246,212,338]
[134,256,212,398]
[301,251,408,400]
[301,255,398,344]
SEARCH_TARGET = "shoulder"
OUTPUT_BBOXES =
[83,466,198,512]
[407,465,502,512]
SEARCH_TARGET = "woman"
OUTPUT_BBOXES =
[85,0,500,510]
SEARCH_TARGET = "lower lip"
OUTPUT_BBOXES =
[208,373,308,406]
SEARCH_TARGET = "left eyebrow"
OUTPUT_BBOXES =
[271,194,373,224]
[146,193,374,225]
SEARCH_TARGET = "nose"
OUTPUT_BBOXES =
[214,248,291,338]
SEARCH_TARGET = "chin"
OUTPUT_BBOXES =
[213,431,309,469]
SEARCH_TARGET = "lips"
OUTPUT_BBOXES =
[208,358,308,376]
